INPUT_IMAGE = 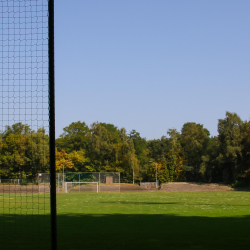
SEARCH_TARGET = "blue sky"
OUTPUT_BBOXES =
[55,0,250,140]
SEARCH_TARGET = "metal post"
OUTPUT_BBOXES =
[63,163,64,189]
[57,174,59,193]
[48,1,57,249]
[79,173,80,192]
[133,167,134,185]
[99,172,100,192]
[119,173,120,192]
[156,163,158,188]
[38,175,40,193]
[97,182,98,193]
[131,153,134,185]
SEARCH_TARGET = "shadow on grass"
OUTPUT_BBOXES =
[101,201,250,206]
[0,214,51,250]
[232,187,250,192]
[100,201,179,205]
[1,213,250,250]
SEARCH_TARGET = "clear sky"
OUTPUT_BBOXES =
[54,0,250,140]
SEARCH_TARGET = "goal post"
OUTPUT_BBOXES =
[65,182,98,193]
[39,172,121,193]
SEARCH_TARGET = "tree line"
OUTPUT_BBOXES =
[0,112,250,186]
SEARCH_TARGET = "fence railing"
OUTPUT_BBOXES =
[38,172,121,193]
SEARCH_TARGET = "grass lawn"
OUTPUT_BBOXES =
[57,191,250,250]
[1,191,250,249]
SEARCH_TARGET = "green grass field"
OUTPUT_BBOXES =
[1,191,250,249]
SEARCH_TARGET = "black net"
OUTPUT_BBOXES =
[0,0,51,249]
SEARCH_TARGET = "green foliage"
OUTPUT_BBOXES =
[217,112,243,183]
[20,180,28,186]
[231,180,248,188]
[181,122,210,181]
[181,165,194,172]
[129,130,148,182]
[2,111,250,185]
[0,123,49,179]
[56,121,89,152]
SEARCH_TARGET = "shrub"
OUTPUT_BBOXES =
[231,180,248,188]
[20,180,28,186]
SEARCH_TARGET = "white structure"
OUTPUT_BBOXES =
[38,172,120,193]
[65,182,98,193]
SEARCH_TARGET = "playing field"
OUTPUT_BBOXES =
[1,191,250,249]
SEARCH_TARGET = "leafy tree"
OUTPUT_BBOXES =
[240,121,250,184]
[68,149,94,172]
[166,129,183,181]
[217,112,243,183]
[3,114,250,185]
[146,139,165,181]
[55,148,74,172]
[129,130,148,164]
[86,122,114,171]
[129,130,148,181]
[100,123,121,144]
[199,136,220,183]
[149,161,167,184]
[0,123,49,179]
[28,128,50,175]
[121,138,139,184]
[56,121,89,152]
[181,122,210,181]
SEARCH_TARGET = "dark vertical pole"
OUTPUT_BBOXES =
[48,1,57,250]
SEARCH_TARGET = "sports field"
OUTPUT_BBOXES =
[1,191,250,249]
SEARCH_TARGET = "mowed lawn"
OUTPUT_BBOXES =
[1,191,250,250]
[56,191,250,250]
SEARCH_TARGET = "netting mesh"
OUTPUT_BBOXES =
[0,0,51,249]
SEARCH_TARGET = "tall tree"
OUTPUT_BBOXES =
[0,123,49,179]
[86,122,114,171]
[240,121,250,184]
[217,112,243,183]
[147,137,169,182]
[55,148,74,172]
[56,121,89,152]
[181,122,210,181]
[129,130,148,181]
[166,129,183,181]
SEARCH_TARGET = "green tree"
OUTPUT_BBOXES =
[181,122,210,181]
[27,128,50,176]
[217,112,243,183]
[0,123,49,179]
[166,129,183,182]
[56,121,89,153]
[129,130,148,181]
[240,121,250,184]
[147,137,169,182]
[55,148,74,172]
[86,122,114,171]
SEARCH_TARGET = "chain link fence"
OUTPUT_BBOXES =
[38,172,121,193]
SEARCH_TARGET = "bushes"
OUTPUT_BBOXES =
[20,180,29,186]
[231,180,248,188]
